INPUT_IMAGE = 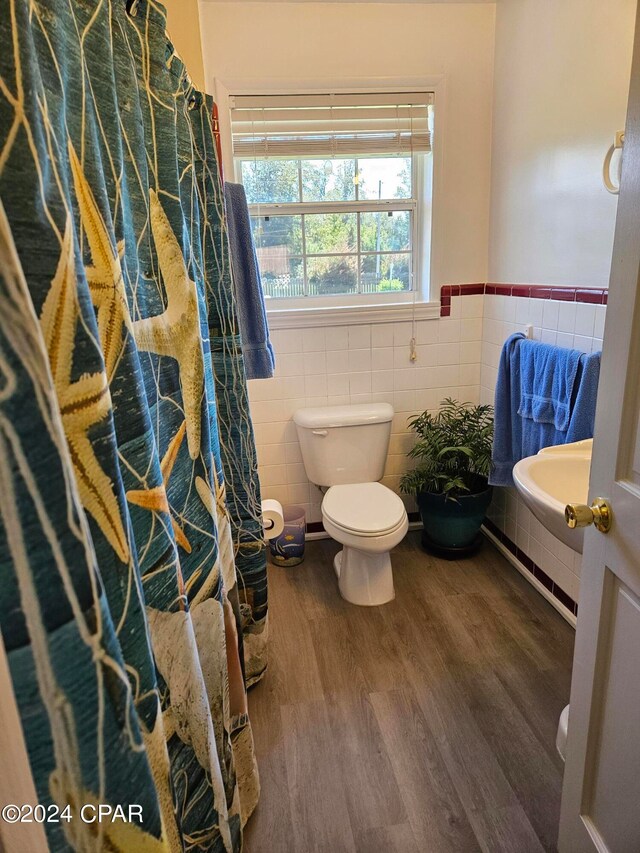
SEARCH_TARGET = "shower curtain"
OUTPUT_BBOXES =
[0,0,267,850]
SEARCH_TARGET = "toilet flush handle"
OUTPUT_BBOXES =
[312,429,328,437]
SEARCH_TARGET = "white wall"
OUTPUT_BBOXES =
[482,0,634,610]
[163,0,206,90]
[489,0,636,287]
[197,0,633,611]
[198,0,495,523]
[199,0,496,288]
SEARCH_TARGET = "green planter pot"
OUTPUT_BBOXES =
[416,482,493,554]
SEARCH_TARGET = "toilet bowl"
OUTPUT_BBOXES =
[322,482,408,606]
[293,402,408,606]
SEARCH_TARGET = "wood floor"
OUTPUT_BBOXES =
[243,532,574,853]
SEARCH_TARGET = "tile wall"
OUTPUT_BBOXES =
[480,291,606,610]
[248,293,484,524]
[248,286,607,612]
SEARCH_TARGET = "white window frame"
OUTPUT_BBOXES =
[215,77,447,328]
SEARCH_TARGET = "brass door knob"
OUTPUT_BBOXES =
[565,498,612,533]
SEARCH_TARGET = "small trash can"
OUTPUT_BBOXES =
[269,505,306,566]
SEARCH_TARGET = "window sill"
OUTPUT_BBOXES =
[266,300,440,329]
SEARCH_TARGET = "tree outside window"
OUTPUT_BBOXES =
[242,156,415,298]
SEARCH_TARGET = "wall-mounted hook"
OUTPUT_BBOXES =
[603,130,625,195]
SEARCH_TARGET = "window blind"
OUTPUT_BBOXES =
[230,92,434,159]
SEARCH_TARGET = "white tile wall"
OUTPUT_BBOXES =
[249,288,605,606]
[249,293,484,524]
[480,293,606,603]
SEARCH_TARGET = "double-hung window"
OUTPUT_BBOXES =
[230,92,434,308]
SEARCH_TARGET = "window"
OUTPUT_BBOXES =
[230,92,434,307]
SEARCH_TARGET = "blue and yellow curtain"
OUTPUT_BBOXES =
[0,0,267,850]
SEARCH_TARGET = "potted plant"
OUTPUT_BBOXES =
[400,398,494,556]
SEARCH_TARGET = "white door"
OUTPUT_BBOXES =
[558,5,640,852]
[0,634,48,852]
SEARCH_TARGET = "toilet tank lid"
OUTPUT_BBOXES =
[293,402,394,429]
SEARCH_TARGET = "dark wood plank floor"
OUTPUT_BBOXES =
[243,532,574,853]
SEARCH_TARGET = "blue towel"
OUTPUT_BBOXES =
[489,333,525,487]
[566,351,601,442]
[490,336,601,487]
[517,339,582,430]
[224,182,275,380]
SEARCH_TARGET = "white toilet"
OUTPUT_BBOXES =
[293,402,408,606]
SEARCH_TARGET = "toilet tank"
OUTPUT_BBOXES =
[293,403,394,487]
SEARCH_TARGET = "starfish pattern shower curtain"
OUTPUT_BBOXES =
[0,0,267,850]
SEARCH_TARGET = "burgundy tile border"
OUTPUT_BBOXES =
[575,288,608,305]
[463,283,485,296]
[440,283,608,316]
[483,518,578,616]
[549,287,578,302]
[495,285,513,297]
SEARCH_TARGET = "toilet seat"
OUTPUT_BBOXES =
[322,482,406,537]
